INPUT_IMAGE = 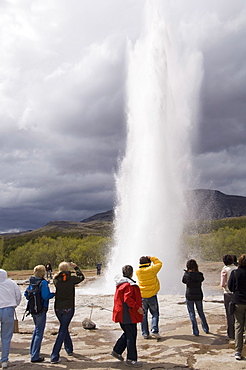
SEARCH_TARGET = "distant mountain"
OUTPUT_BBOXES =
[185,189,246,220]
[2,189,246,239]
[81,210,114,223]
[80,189,246,223]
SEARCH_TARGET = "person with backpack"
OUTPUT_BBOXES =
[50,262,84,364]
[24,265,54,363]
[0,269,22,369]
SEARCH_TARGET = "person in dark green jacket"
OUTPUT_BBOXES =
[50,262,84,364]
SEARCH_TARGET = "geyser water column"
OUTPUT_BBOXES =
[109,0,203,293]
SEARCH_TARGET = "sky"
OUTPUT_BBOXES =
[0,0,246,232]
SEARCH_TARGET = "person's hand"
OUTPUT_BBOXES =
[137,307,144,315]
[70,262,77,268]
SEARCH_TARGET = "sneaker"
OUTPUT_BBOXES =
[143,334,150,339]
[50,359,61,364]
[31,357,45,363]
[151,332,161,339]
[235,352,242,360]
[67,352,74,356]
[125,360,143,367]
[2,362,8,369]
[111,350,124,361]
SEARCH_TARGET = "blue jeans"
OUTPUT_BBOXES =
[0,306,15,362]
[141,295,159,335]
[186,300,209,336]
[30,308,47,361]
[46,270,52,279]
[50,308,74,362]
[113,323,137,361]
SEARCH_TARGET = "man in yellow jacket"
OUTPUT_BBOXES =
[136,256,162,339]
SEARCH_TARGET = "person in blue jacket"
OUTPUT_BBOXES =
[24,265,55,363]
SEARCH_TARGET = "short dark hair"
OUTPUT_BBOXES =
[186,259,198,272]
[238,254,246,268]
[122,265,133,278]
[139,256,151,264]
[223,254,234,266]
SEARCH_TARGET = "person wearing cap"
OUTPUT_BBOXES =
[0,269,22,369]
[136,256,162,339]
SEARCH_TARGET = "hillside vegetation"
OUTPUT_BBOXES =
[182,216,246,261]
[0,220,112,270]
[1,216,246,270]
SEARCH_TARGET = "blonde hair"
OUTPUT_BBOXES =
[34,265,46,278]
[53,261,70,279]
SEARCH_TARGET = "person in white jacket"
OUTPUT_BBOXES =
[0,269,22,369]
[221,255,237,340]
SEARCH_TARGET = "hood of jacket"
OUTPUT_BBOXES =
[114,275,137,287]
[0,269,7,282]
[29,276,43,286]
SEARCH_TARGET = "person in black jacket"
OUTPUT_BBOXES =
[50,262,84,364]
[182,259,209,336]
[228,254,246,361]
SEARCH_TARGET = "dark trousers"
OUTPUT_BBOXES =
[50,308,74,362]
[234,304,246,354]
[224,293,235,339]
[113,323,137,361]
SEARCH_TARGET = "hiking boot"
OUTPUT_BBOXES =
[151,332,161,339]
[125,360,143,367]
[111,350,124,361]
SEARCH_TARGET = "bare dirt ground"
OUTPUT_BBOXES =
[5,262,246,370]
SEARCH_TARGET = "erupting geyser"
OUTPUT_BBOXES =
[108,0,203,293]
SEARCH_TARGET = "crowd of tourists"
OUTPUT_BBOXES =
[0,253,246,368]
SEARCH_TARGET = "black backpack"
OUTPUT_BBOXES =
[23,280,44,319]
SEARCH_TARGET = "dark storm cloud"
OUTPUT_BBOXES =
[198,28,246,154]
[1,0,246,231]
[189,1,246,195]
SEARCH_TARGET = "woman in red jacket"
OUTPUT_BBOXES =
[111,265,144,368]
